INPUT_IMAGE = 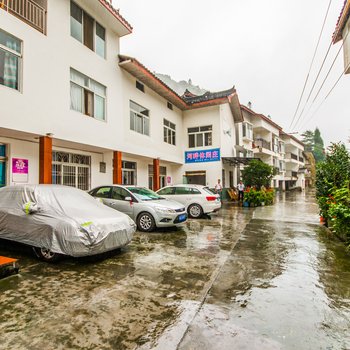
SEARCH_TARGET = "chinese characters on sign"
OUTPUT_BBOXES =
[12,158,29,183]
[185,148,220,163]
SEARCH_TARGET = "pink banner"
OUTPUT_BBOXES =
[12,158,29,174]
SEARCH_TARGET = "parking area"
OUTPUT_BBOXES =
[0,205,252,350]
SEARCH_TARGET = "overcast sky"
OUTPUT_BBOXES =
[116,0,349,147]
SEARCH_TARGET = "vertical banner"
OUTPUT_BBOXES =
[12,158,29,183]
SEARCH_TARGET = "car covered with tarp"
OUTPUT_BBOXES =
[0,185,136,261]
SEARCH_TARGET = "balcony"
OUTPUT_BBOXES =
[1,0,47,34]
[253,138,271,150]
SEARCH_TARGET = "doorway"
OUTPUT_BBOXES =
[184,171,206,186]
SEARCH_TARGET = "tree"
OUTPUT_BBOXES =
[301,127,325,163]
[241,160,273,189]
[313,127,325,163]
[301,130,314,152]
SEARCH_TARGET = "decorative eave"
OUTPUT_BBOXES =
[99,0,133,36]
[333,0,350,43]
[118,55,242,117]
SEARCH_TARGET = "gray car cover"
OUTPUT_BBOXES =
[0,185,135,257]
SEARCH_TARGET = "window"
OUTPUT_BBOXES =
[148,165,167,190]
[242,122,253,140]
[94,187,111,198]
[70,68,106,121]
[112,187,131,201]
[0,144,6,187]
[167,102,173,110]
[0,30,21,91]
[163,119,176,145]
[188,125,212,148]
[70,1,106,58]
[122,161,137,185]
[136,81,144,92]
[157,187,175,195]
[273,137,279,153]
[174,187,201,195]
[52,151,91,190]
[130,101,150,135]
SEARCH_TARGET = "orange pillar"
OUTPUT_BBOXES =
[153,158,160,191]
[39,136,52,184]
[113,151,122,184]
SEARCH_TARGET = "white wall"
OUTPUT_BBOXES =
[0,137,39,185]
[120,72,184,164]
[0,0,125,151]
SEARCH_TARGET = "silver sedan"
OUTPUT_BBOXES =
[89,185,187,232]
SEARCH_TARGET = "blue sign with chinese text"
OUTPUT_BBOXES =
[185,148,221,163]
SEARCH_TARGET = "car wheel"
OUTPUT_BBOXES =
[188,204,203,218]
[137,212,156,232]
[33,247,62,263]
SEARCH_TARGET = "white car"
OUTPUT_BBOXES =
[157,184,221,218]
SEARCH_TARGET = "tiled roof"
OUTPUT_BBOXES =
[182,87,236,105]
[333,0,350,43]
[99,0,133,34]
[119,55,239,111]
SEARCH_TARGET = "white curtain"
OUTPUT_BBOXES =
[70,82,83,112]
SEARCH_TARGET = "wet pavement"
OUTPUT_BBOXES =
[1,191,350,350]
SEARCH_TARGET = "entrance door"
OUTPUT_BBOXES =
[0,161,6,187]
[184,171,206,186]
[0,144,6,187]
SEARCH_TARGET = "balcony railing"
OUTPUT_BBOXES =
[253,138,271,150]
[1,0,46,34]
[299,156,304,163]
[290,153,298,160]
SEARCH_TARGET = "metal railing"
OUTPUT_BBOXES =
[253,138,271,150]
[1,0,46,34]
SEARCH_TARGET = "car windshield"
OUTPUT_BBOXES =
[127,187,164,201]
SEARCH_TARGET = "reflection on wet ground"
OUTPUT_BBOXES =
[0,206,252,350]
[1,191,349,350]
[180,192,350,350]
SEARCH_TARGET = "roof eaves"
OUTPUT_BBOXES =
[333,0,350,43]
[99,0,133,35]
[118,55,187,109]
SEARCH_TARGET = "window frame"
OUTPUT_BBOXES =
[163,118,176,145]
[70,68,107,121]
[70,1,106,59]
[188,125,212,148]
[129,100,150,136]
[0,29,22,92]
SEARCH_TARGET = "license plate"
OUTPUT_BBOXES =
[178,214,187,222]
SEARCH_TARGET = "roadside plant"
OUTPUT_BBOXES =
[242,160,273,190]
[316,143,350,220]
[316,143,350,246]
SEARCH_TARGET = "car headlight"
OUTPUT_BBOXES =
[155,207,176,214]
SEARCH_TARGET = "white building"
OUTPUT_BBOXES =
[0,0,305,193]
[333,0,350,74]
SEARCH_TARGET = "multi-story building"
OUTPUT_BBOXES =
[0,0,304,193]
[333,0,350,74]
[1,0,134,190]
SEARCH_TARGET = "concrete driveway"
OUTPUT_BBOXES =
[1,191,349,350]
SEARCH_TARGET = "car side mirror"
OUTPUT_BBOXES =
[22,202,39,215]
[124,196,132,202]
